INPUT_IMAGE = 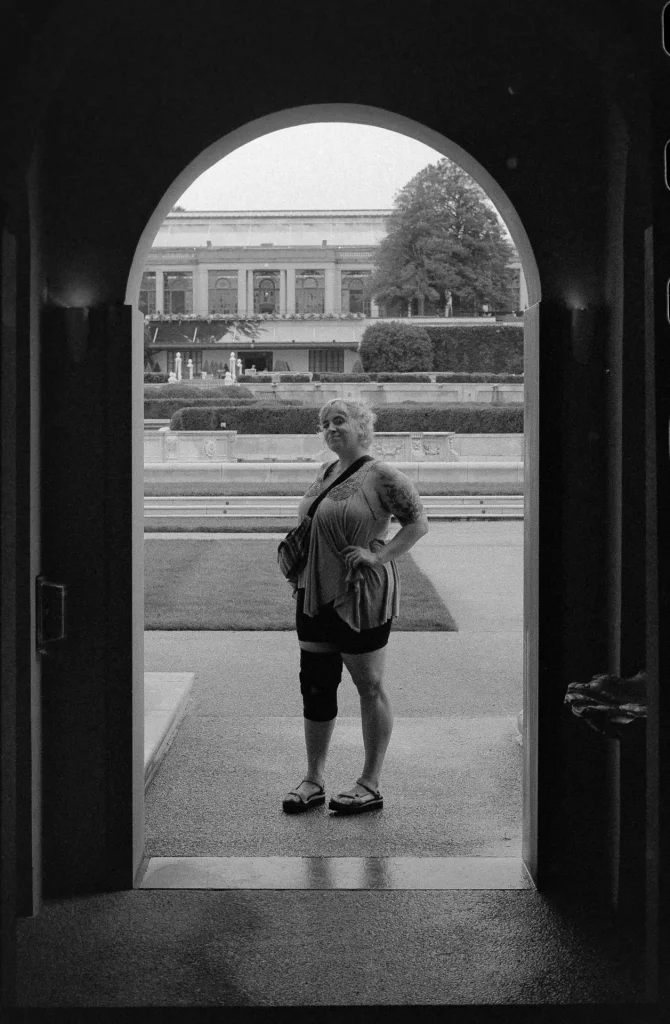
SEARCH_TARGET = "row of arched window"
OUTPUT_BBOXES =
[138,268,372,315]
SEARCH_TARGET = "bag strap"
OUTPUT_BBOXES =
[306,455,374,519]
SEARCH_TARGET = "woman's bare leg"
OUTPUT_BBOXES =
[304,717,336,786]
[338,646,392,798]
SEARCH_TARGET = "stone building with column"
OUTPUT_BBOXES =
[141,209,526,376]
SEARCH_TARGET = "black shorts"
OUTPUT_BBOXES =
[295,589,392,655]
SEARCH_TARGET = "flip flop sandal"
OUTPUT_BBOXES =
[282,779,326,814]
[328,779,383,815]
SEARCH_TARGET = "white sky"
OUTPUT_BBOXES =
[176,123,448,211]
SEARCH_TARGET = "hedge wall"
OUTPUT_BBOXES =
[170,403,523,433]
[144,383,254,400]
[424,324,523,373]
[145,398,255,419]
[315,373,373,382]
[359,321,433,372]
[234,371,524,384]
[377,373,432,383]
[435,372,523,383]
[372,404,523,432]
[144,372,169,383]
[170,404,322,432]
[146,397,308,418]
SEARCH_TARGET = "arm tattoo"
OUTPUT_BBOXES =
[375,464,425,525]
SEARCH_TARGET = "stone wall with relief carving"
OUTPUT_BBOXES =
[143,430,525,464]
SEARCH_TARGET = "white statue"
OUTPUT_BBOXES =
[236,357,243,377]
[223,370,233,386]
[168,371,177,383]
[229,351,236,381]
[201,371,207,380]
[175,351,182,381]
[187,358,194,380]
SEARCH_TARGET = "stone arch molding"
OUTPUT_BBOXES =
[125,102,541,310]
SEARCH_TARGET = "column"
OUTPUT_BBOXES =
[286,265,296,313]
[237,267,247,314]
[519,267,529,310]
[247,269,254,312]
[279,268,287,313]
[154,269,164,313]
[324,264,337,314]
[194,265,208,315]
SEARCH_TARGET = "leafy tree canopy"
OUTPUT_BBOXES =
[371,159,518,317]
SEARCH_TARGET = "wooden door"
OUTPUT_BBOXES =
[40,304,141,895]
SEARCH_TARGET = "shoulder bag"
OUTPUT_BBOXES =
[277,455,374,582]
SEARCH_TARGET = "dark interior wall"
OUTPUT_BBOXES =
[643,21,670,1001]
[0,0,654,896]
[618,111,652,679]
[40,0,612,309]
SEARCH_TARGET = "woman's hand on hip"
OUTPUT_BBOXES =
[341,545,380,570]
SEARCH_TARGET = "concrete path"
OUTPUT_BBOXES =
[143,521,524,859]
[144,672,194,792]
[409,521,523,633]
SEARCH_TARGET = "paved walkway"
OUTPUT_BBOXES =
[143,521,523,859]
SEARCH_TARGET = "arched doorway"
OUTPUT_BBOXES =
[128,103,541,884]
[254,272,279,314]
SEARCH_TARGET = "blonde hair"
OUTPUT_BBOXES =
[318,399,377,448]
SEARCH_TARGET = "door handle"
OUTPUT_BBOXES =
[36,576,67,655]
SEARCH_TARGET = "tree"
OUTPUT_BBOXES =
[371,160,518,317]
[359,322,433,372]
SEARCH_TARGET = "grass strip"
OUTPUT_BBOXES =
[144,482,524,497]
[144,537,457,631]
[144,518,303,534]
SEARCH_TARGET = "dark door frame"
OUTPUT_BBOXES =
[126,103,542,885]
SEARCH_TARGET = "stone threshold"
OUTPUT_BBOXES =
[137,856,532,890]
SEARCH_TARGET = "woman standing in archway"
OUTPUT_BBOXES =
[282,399,429,815]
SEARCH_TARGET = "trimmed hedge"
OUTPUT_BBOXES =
[144,372,169,383]
[237,373,314,383]
[377,373,432,383]
[317,373,373,382]
[144,383,256,417]
[435,372,523,383]
[424,324,523,373]
[144,383,254,400]
[372,404,523,433]
[145,398,260,419]
[360,321,433,372]
[170,402,523,433]
[170,404,322,433]
[235,371,522,385]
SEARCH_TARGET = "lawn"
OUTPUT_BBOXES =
[144,537,457,631]
[145,481,524,496]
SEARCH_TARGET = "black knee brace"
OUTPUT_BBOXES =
[299,650,343,722]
